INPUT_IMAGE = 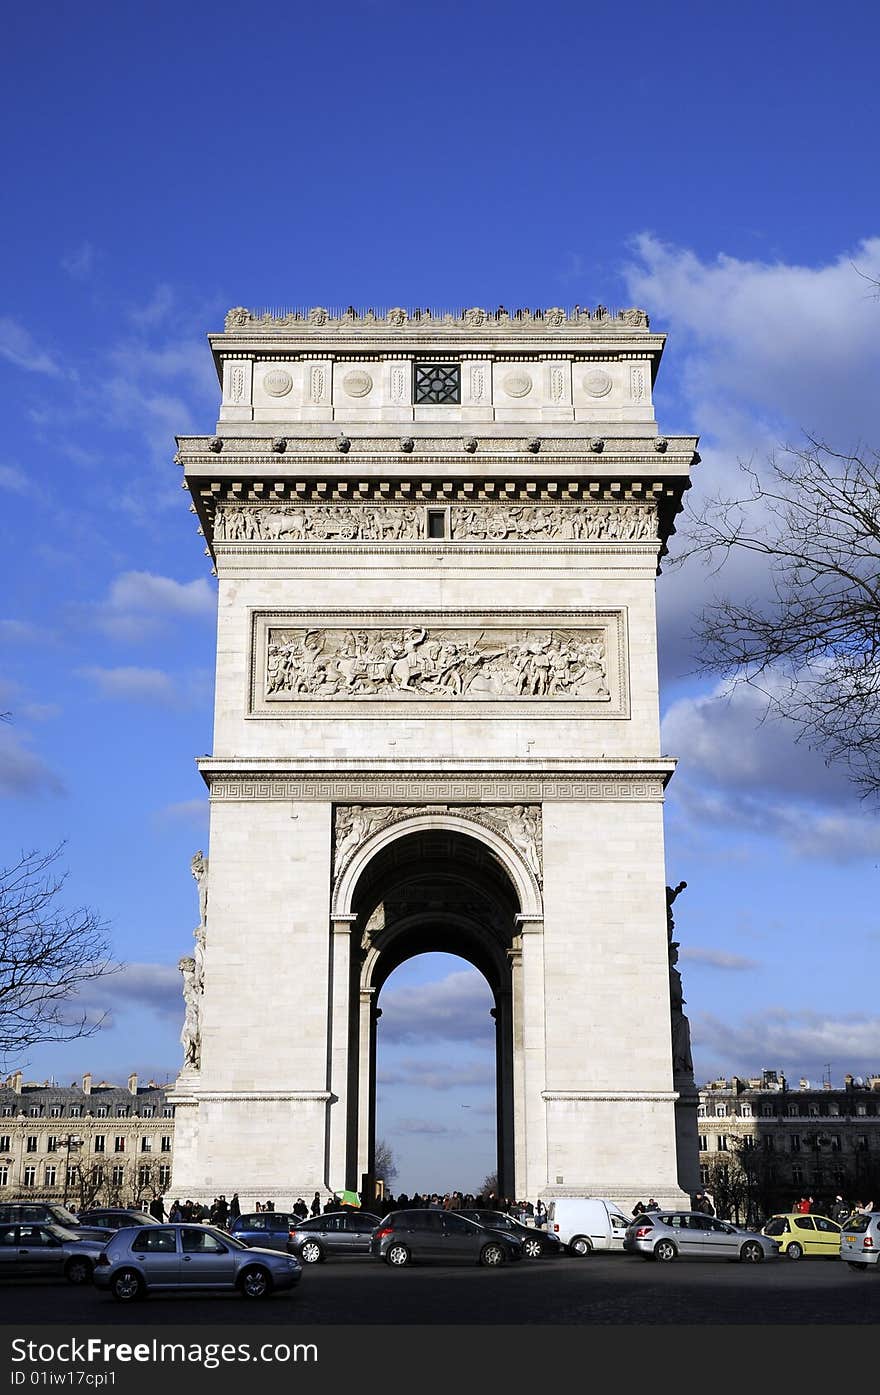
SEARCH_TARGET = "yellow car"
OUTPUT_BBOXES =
[761,1213,842,1260]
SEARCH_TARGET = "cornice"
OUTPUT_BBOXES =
[218,303,656,338]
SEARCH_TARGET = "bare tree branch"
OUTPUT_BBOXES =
[0,844,120,1062]
[676,440,880,798]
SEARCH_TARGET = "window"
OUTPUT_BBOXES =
[0,1167,7,1187]
[29,1106,40,1117]
[140,1137,152,1153]
[715,1105,727,1118]
[94,1167,104,1185]
[94,1136,105,1154]
[114,1137,125,1153]
[26,1136,37,1153]
[158,1166,170,1188]
[788,1104,799,1117]
[699,1165,710,1185]
[740,1105,753,1118]
[161,1136,172,1153]
[50,1105,62,1118]
[181,1228,226,1254]
[792,1165,803,1185]
[716,1135,728,1152]
[162,1106,174,1118]
[132,1228,176,1253]
[137,1166,151,1187]
[697,1106,706,1118]
[742,1135,756,1149]
[414,363,460,404]
[790,1134,801,1152]
[831,1135,842,1151]
[857,1105,867,1116]
[2,1107,12,1117]
[808,1104,819,1117]
[0,1135,10,1153]
[856,1135,869,1151]
[43,1166,56,1187]
[141,1107,154,1118]
[96,1107,108,1118]
[23,1167,36,1187]
[697,1135,708,1152]
[426,509,447,539]
[763,1136,774,1152]
[116,1106,128,1118]
[111,1166,124,1185]
[65,1168,76,1187]
[69,1106,80,1118]
[47,1136,59,1153]
[761,1105,774,1118]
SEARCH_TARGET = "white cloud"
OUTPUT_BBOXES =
[682,947,759,971]
[78,665,179,705]
[92,570,216,641]
[378,971,495,1045]
[73,962,182,1026]
[0,317,64,377]
[129,285,175,328]
[377,1060,494,1091]
[61,242,96,281]
[0,464,31,494]
[692,1007,880,1087]
[0,723,64,797]
[155,799,210,827]
[393,1118,457,1136]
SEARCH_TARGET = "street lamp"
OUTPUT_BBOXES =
[62,1135,83,1206]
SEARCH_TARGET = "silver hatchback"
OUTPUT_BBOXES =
[93,1223,302,1301]
[840,1211,880,1272]
[624,1211,779,1263]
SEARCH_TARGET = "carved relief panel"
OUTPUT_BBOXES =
[249,610,629,718]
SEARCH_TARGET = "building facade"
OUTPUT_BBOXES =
[0,1072,175,1209]
[170,302,701,1212]
[697,1070,880,1221]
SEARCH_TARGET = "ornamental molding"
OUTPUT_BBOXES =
[203,774,668,802]
[222,304,651,335]
[212,502,658,544]
[188,1092,333,1103]
[333,803,543,882]
[542,1091,681,1103]
[178,434,698,461]
[249,609,628,718]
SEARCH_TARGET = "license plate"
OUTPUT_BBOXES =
[845,1235,855,1242]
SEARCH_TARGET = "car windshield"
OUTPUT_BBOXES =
[48,1206,81,1227]
[210,1228,247,1250]
[46,1224,81,1241]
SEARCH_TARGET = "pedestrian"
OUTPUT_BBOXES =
[831,1194,851,1224]
[310,1191,322,1218]
[857,1199,874,1215]
[534,1199,547,1228]
[794,1196,810,1214]
[149,1195,165,1221]
[645,1197,660,1211]
[229,1192,241,1220]
[169,1199,183,1222]
[264,1199,274,1212]
[633,1200,647,1216]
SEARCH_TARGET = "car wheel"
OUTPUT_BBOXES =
[479,1243,506,1267]
[569,1236,592,1257]
[785,1242,804,1261]
[240,1265,272,1299]
[523,1237,543,1259]
[654,1239,677,1263]
[111,1268,144,1302]
[299,1240,324,1264]
[386,1243,410,1267]
[64,1257,93,1285]
[740,1241,764,1264]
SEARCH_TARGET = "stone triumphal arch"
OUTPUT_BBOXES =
[169,304,700,1210]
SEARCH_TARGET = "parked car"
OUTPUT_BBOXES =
[0,1203,112,1243]
[839,1211,880,1272]
[761,1213,842,1260]
[0,1221,108,1285]
[458,1209,563,1258]
[370,1209,523,1267]
[77,1209,161,1231]
[624,1211,779,1263]
[93,1223,302,1301]
[287,1210,383,1263]
[545,1197,632,1256]
[229,1212,297,1252]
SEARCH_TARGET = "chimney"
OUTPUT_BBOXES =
[82,1073,92,1096]
[128,1073,138,1096]
[12,1070,22,1095]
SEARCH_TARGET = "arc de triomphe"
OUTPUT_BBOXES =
[169,304,700,1210]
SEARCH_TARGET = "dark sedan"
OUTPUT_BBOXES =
[0,1222,108,1284]
[371,1209,523,1267]
[458,1208,563,1258]
[77,1208,161,1232]
[287,1210,383,1262]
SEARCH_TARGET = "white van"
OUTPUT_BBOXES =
[545,1198,632,1256]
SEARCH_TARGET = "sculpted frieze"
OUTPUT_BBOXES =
[334,803,543,881]
[266,626,609,702]
[213,502,657,544]
[224,304,650,333]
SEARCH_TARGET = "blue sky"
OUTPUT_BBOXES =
[2,0,880,1195]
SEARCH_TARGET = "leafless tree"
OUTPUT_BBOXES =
[0,844,118,1062]
[373,1137,398,1187]
[679,438,880,797]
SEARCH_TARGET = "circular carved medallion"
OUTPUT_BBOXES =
[343,369,373,397]
[503,371,533,398]
[582,369,613,397]
[263,368,293,397]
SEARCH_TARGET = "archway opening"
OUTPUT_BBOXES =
[345,825,523,1202]
[375,952,497,1199]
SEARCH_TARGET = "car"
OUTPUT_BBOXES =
[287,1210,383,1263]
[93,1222,302,1301]
[458,1209,564,1258]
[228,1212,298,1253]
[370,1208,524,1267]
[76,1208,162,1231]
[624,1210,779,1263]
[0,1203,112,1243]
[761,1213,842,1260]
[839,1211,880,1272]
[0,1221,108,1285]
